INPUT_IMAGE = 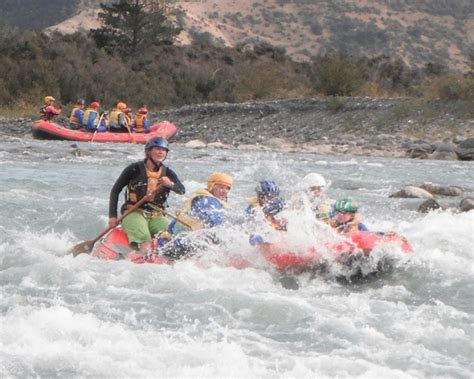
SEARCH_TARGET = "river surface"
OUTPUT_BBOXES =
[1,138,473,378]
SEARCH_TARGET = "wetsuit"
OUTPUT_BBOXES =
[109,160,185,219]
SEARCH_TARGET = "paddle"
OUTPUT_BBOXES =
[162,210,202,230]
[126,125,136,143]
[91,113,105,142]
[71,189,160,257]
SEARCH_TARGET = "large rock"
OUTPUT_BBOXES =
[459,197,474,212]
[417,199,442,213]
[420,183,464,196]
[407,143,434,159]
[456,138,474,161]
[389,186,434,199]
[428,142,458,160]
[185,140,207,148]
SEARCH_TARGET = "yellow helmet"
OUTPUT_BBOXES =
[208,172,233,190]
[116,102,127,110]
[44,96,55,103]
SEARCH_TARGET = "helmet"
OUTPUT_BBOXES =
[334,197,359,213]
[256,180,280,196]
[138,107,148,114]
[145,137,169,152]
[116,102,127,111]
[302,173,327,188]
[124,107,132,113]
[208,172,233,189]
[44,96,55,103]
[90,101,100,109]
[76,99,86,105]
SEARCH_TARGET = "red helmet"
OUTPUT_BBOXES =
[90,101,100,109]
[138,107,148,114]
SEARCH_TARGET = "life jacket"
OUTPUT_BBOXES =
[247,196,286,231]
[40,105,61,120]
[125,160,168,212]
[134,113,147,133]
[83,108,99,129]
[69,107,83,127]
[173,188,229,229]
[109,108,124,128]
[185,188,230,211]
[332,214,365,234]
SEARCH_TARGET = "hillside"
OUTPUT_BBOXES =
[1,0,471,73]
[48,0,474,73]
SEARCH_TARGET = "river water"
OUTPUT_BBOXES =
[1,138,473,378]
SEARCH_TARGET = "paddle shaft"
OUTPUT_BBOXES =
[91,113,105,142]
[125,121,135,143]
[162,210,195,230]
[89,193,156,246]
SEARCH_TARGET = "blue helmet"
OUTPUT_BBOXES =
[256,180,280,196]
[76,98,86,105]
[145,137,169,152]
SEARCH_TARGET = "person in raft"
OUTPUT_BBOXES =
[290,172,331,223]
[40,96,61,121]
[108,137,185,255]
[329,197,369,233]
[108,101,129,132]
[132,107,151,133]
[246,180,287,231]
[82,101,108,132]
[68,99,86,130]
[169,172,233,233]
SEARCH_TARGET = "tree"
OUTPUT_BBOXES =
[90,0,181,58]
[312,53,364,96]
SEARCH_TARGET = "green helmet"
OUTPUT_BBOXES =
[334,197,359,213]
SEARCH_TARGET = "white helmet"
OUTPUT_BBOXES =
[302,173,327,189]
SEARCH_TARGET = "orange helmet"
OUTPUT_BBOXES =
[90,101,100,109]
[116,102,127,110]
[138,107,148,114]
[44,96,55,103]
[208,172,233,190]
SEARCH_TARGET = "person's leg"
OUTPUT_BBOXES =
[149,215,171,237]
[122,211,152,253]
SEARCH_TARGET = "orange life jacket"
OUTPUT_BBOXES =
[134,113,147,133]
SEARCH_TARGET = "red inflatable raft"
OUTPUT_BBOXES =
[32,120,177,143]
[90,227,412,272]
[257,231,413,271]
[91,227,169,264]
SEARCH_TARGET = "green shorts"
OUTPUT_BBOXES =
[122,210,170,245]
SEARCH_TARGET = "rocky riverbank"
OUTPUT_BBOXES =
[1,98,473,160]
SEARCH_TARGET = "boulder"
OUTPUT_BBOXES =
[459,197,474,212]
[428,142,458,160]
[458,138,474,149]
[407,143,434,159]
[417,199,442,213]
[389,186,434,199]
[264,137,294,149]
[456,138,474,161]
[185,140,207,148]
[428,150,458,160]
[420,183,464,196]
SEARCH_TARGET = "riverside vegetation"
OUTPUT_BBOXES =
[0,1,472,160]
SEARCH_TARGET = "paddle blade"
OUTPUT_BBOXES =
[71,240,94,257]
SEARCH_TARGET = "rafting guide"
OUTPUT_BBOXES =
[107,137,185,256]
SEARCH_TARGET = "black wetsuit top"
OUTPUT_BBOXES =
[109,160,185,218]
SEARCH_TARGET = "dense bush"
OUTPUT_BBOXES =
[0,27,471,113]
